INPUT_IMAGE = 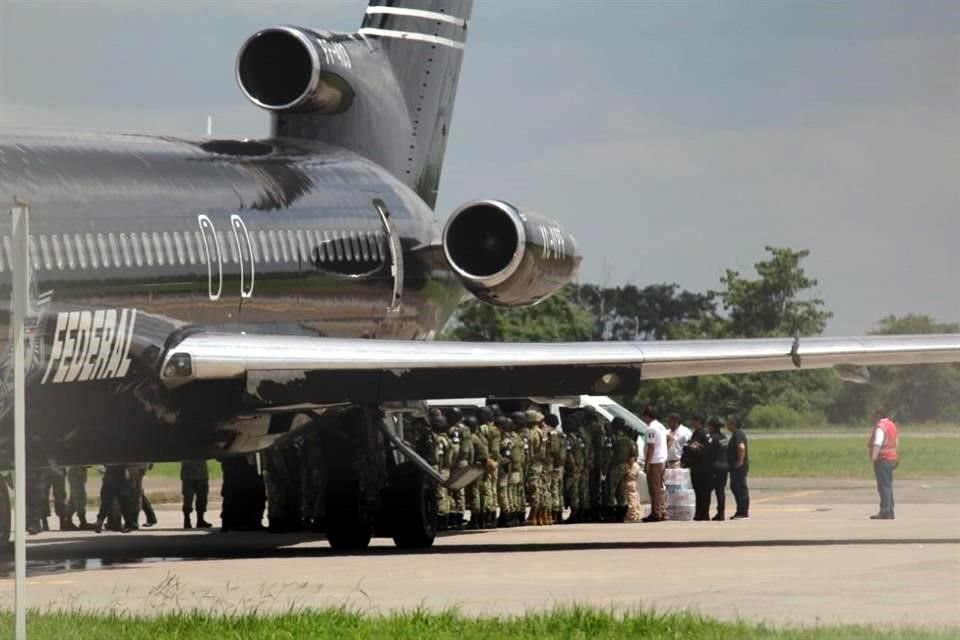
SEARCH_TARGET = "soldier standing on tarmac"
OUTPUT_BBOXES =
[578,415,593,522]
[508,412,527,527]
[448,409,472,530]
[606,418,638,522]
[42,467,68,531]
[599,420,615,521]
[495,416,514,527]
[563,414,584,523]
[465,416,489,529]
[478,406,500,529]
[544,413,564,525]
[180,460,212,529]
[587,409,605,522]
[431,415,453,531]
[522,410,546,526]
[64,466,90,530]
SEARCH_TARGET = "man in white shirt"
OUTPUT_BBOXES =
[641,406,668,522]
[666,413,693,469]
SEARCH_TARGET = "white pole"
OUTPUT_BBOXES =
[11,199,29,640]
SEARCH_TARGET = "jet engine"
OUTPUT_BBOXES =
[442,200,581,307]
[236,26,354,113]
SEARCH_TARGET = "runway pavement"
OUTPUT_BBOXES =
[0,477,957,628]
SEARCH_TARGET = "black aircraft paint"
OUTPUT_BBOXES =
[0,0,580,468]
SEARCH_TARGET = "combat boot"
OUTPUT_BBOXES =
[60,517,76,531]
[196,513,212,528]
[525,509,538,526]
[183,514,193,529]
[497,512,508,528]
[41,517,50,532]
[487,511,498,529]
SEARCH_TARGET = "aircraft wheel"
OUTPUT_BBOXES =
[389,462,436,550]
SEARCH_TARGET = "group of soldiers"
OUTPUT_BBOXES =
[416,404,640,531]
[25,464,157,534]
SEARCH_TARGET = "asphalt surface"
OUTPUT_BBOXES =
[0,477,957,628]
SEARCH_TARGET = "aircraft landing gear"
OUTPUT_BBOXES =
[386,462,436,549]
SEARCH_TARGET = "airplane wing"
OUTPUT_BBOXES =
[160,333,960,406]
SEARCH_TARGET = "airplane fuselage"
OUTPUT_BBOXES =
[0,129,465,467]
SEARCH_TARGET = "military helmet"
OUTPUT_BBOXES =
[525,409,544,424]
[464,415,479,430]
[510,411,527,427]
[494,416,512,429]
[477,406,494,423]
[430,415,448,432]
[544,413,560,428]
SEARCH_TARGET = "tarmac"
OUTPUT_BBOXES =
[0,476,957,628]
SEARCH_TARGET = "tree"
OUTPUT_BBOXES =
[829,314,960,423]
[719,246,832,338]
[441,285,593,343]
[574,283,717,341]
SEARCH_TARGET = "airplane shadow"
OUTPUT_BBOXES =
[1,528,957,577]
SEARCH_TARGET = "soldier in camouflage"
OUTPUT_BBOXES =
[578,416,594,523]
[508,412,527,527]
[431,414,453,531]
[495,416,514,527]
[606,417,639,522]
[563,414,585,524]
[478,406,500,529]
[64,466,90,530]
[545,413,565,525]
[522,410,546,526]
[465,415,488,529]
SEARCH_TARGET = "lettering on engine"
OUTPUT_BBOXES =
[41,309,138,384]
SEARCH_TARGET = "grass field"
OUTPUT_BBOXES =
[749,436,960,478]
[0,609,954,640]
[144,437,959,483]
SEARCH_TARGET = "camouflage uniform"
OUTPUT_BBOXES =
[564,430,584,522]
[578,423,593,519]
[479,408,501,528]
[546,418,565,522]
[449,419,472,529]
[431,416,453,530]
[180,460,211,528]
[466,417,489,528]
[599,425,615,519]
[606,420,638,521]
[263,440,302,532]
[588,416,606,521]
[42,467,68,531]
[495,417,513,527]
[523,411,546,525]
[508,418,526,527]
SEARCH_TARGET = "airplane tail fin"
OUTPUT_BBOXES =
[358,1,472,208]
[247,1,472,209]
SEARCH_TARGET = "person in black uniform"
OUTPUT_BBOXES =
[726,414,750,519]
[94,465,130,533]
[705,417,728,521]
[683,415,713,521]
[181,460,211,529]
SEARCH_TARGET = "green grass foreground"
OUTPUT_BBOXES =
[0,608,953,640]
[750,436,960,478]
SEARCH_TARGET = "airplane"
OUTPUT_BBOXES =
[1,0,959,550]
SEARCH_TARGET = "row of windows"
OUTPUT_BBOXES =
[0,228,387,273]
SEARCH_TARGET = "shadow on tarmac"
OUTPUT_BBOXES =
[2,527,958,577]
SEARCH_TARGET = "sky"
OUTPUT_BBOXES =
[1,0,957,335]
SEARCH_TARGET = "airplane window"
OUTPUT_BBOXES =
[163,232,176,265]
[130,233,144,267]
[257,231,270,263]
[94,234,108,268]
[183,231,196,265]
[62,234,76,270]
[151,232,165,266]
[51,235,64,270]
[278,230,291,262]
[108,233,122,268]
[85,234,98,269]
[39,235,53,271]
[117,234,132,268]
[27,237,39,271]
[74,234,87,270]
[172,232,185,265]
[296,230,308,261]
[247,230,260,264]
[266,230,278,262]
[193,231,205,264]
[139,232,153,266]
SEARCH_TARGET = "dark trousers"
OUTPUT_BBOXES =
[691,470,712,519]
[874,459,897,514]
[712,471,727,517]
[182,479,210,515]
[730,464,750,516]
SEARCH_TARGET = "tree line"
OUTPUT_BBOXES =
[441,247,960,427]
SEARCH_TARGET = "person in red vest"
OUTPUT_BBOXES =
[869,410,899,520]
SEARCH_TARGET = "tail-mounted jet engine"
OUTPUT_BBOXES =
[236,26,355,113]
[442,200,581,307]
